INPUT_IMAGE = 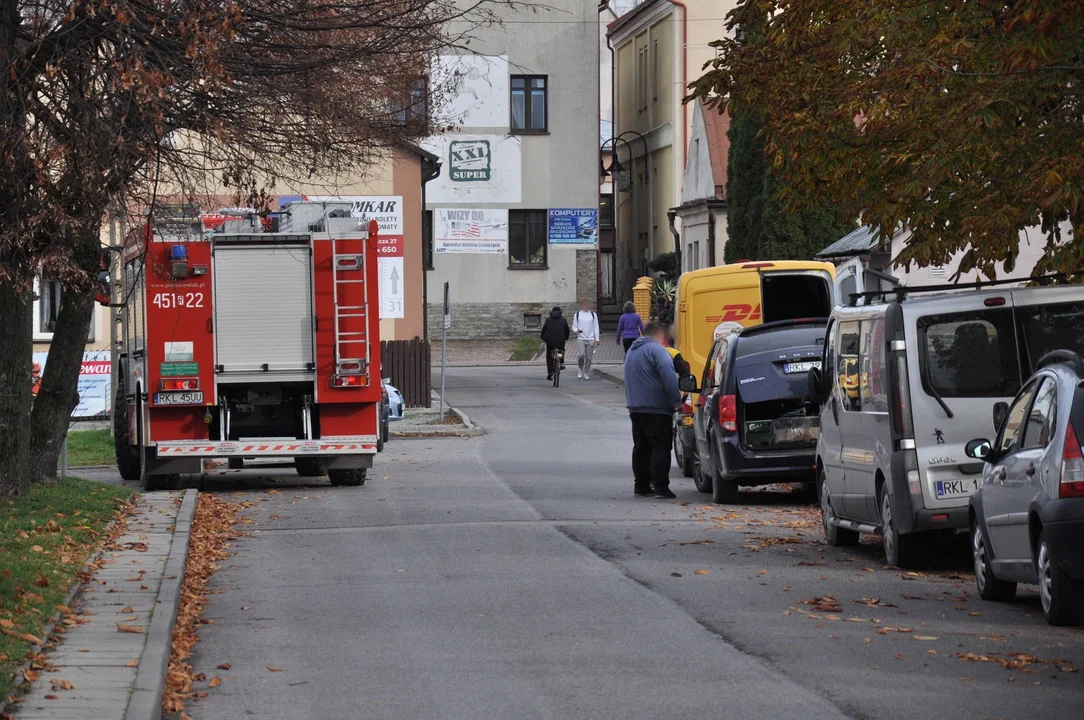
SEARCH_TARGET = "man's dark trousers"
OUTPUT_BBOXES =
[630,412,673,492]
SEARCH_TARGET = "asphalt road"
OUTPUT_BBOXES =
[81,366,1084,719]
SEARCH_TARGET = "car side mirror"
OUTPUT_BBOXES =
[992,401,1009,432]
[965,438,992,461]
[807,367,824,403]
[678,375,698,393]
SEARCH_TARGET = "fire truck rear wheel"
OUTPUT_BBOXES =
[295,458,323,477]
[228,458,244,470]
[328,468,366,487]
[113,376,141,482]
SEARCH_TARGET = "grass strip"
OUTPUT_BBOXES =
[65,429,115,468]
[509,336,542,362]
[0,477,133,703]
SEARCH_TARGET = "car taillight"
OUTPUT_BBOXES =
[717,394,737,432]
[682,397,694,414]
[160,378,199,391]
[891,346,914,440]
[1060,423,1084,498]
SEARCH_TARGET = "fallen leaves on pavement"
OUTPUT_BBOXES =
[799,596,842,613]
[957,651,1077,674]
[163,494,246,716]
[267,666,285,672]
[117,623,145,634]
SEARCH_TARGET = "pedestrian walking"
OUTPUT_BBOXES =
[571,300,601,379]
[540,306,570,381]
[616,301,645,356]
[623,321,681,499]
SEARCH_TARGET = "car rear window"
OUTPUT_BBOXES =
[734,326,825,405]
[917,309,1020,398]
[1016,301,1084,371]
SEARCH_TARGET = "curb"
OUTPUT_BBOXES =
[123,488,198,720]
[594,367,624,386]
[389,405,485,439]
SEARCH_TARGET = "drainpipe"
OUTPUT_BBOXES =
[667,208,680,275]
[707,206,716,267]
[420,155,441,340]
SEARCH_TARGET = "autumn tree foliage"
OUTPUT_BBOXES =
[0,0,522,496]
[689,0,1084,275]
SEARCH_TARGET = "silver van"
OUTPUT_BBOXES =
[808,284,1084,568]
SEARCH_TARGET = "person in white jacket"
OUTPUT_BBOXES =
[571,300,601,379]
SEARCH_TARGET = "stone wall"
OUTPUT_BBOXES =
[428,302,562,340]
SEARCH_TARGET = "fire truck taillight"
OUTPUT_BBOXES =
[331,375,365,388]
[170,244,189,279]
[160,378,199,391]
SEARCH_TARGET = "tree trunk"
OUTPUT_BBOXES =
[0,278,35,498]
[29,286,96,484]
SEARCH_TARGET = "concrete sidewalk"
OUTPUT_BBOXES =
[8,490,196,720]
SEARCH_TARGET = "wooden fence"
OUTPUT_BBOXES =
[380,338,432,408]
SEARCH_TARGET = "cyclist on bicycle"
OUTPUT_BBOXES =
[541,306,570,381]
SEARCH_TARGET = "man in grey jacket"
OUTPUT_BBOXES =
[623,322,681,499]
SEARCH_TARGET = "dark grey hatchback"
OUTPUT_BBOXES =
[690,319,827,504]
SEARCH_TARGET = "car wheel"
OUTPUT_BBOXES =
[674,431,694,478]
[328,468,367,487]
[880,490,924,569]
[1038,530,1083,626]
[710,444,739,504]
[113,370,141,482]
[295,458,323,478]
[820,471,858,547]
[972,519,1016,601]
[692,458,713,494]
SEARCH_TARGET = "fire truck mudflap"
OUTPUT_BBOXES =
[113,201,384,490]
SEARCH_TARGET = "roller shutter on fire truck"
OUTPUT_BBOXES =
[212,243,315,381]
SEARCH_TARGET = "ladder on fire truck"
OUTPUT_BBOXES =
[330,232,371,384]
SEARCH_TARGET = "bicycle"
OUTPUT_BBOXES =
[550,346,564,387]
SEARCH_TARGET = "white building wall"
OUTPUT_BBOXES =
[424,0,600,338]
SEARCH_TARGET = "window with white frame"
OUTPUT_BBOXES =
[33,276,95,342]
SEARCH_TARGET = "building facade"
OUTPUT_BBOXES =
[607,0,738,300]
[675,99,729,273]
[422,1,600,339]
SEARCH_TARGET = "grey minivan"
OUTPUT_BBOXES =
[809,284,1084,568]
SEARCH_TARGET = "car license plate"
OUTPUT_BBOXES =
[783,360,821,374]
[935,478,980,499]
[154,391,204,406]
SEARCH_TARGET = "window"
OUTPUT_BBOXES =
[394,77,429,130]
[423,210,433,270]
[997,381,1038,454]
[918,309,1019,398]
[1022,378,1058,450]
[652,40,658,102]
[838,272,857,303]
[508,210,547,267]
[523,313,541,330]
[599,194,614,229]
[33,276,95,342]
[860,317,888,413]
[511,75,547,132]
[1015,301,1084,371]
[836,321,861,411]
[692,241,700,271]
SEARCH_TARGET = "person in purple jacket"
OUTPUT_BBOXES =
[616,301,645,356]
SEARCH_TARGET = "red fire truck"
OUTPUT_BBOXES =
[112,201,383,490]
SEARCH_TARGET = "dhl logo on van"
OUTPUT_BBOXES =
[705,304,762,324]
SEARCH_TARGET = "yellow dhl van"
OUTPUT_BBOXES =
[675,260,837,385]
